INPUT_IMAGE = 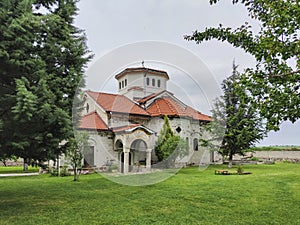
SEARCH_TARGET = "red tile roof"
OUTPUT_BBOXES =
[147,97,211,121]
[79,111,109,130]
[85,91,211,122]
[86,91,150,116]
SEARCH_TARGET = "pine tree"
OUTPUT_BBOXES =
[0,0,92,162]
[202,63,266,168]
[155,115,189,168]
[155,115,174,161]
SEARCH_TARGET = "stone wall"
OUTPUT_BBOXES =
[253,151,300,161]
[88,131,117,167]
[232,151,300,162]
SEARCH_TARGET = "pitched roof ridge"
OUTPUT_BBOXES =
[86,90,150,116]
[155,100,162,115]
[164,98,178,114]
[79,110,109,130]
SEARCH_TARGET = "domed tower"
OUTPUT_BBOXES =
[115,67,169,101]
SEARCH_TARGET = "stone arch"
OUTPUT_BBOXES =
[130,139,148,166]
[193,138,199,151]
[130,139,147,151]
[126,129,151,150]
[114,128,154,173]
[83,138,96,167]
[114,139,123,151]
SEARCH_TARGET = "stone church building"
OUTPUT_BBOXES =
[79,67,218,173]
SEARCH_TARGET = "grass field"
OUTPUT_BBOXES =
[1,163,300,225]
[0,166,39,174]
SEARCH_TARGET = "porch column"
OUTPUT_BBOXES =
[123,147,130,174]
[146,149,152,171]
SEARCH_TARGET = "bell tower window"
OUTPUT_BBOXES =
[152,78,155,86]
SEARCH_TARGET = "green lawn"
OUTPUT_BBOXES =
[0,166,39,174]
[0,163,300,225]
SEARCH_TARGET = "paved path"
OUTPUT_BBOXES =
[0,173,39,177]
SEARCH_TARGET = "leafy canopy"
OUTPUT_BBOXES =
[0,0,92,161]
[185,0,300,130]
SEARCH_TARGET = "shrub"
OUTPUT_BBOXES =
[60,165,71,177]
[49,168,58,177]
[237,166,244,175]
[108,164,118,172]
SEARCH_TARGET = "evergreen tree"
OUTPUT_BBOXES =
[201,63,266,168]
[185,0,300,130]
[155,115,189,168]
[155,115,174,161]
[0,0,92,162]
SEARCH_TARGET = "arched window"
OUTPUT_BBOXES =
[119,82,121,90]
[125,79,127,87]
[122,80,124,88]
[152,78,155,86]
[146,77,150,86]
[157,79,161,87]
[86,103,89,113]
[193,138,198,151]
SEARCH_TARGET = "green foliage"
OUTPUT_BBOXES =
[201,63,266,166]
[250,146,300,151]
[12,78,37,121]
[66,131,90,181]
[155,115,189,167]
[236,165,244,175]
[155,115,174,161]
[185,0,300,130]
[0,0,92,161]
[59,164,71,177]
[0,154,17,167]
[250,156,259,161]
[49,168,59,177]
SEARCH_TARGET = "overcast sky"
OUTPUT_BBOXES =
[74,0,299,146]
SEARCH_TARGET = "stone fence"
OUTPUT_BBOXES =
[233,151,300,162]
[253,151,300,161]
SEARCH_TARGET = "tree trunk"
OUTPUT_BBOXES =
[1,159,7,167]
[73,168,78,181]
[23,158,28,171]
[57,154,60,176]
[73,162,78,181]
[228,154,233,168]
